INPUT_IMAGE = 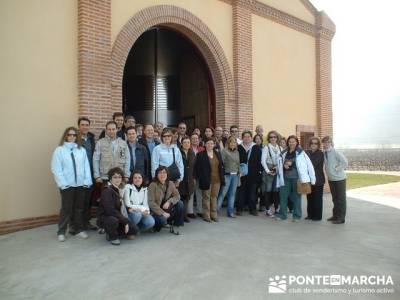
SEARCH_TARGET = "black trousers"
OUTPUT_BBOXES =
[102,216,138,241]
[265,192,279,210]
[306,185,324,220]
[328,180,347,221]
[83,186,94,227]
[58,187,85,235]
[237,177,258,213]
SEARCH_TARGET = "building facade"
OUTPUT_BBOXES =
[0,0,334,233]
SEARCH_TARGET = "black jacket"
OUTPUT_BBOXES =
[178,148,196,197]
[194,150,225,190]
[238,144,262,183]
[127,142,150,182]
[81,132,96,176]
[306,149,325,186]
[138,137,160,180]
[97,186,136,231]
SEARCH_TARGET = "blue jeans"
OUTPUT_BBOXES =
[217,174,239,216]
[128,211,155,231]
[276,178,302,220]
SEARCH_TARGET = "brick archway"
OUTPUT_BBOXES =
[111,5,235,128]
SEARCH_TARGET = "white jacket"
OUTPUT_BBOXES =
[123,184,149,213]
[277,148,316,188]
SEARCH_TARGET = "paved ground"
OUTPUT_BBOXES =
[1,195,399,300]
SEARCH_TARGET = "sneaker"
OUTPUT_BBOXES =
[77,231,88,239]
[274,216,285,221]
[57,234,66,242]
[228,214,236,218]
[98,228,105,234]
[266,209,274,217]
[292,218,300,223]
[110,239,121,246]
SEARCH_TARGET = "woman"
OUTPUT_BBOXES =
[275,135,316,222]
[201,127,214,147]
[151,128,184,186]
[51,126,92,242]
[253,134,263,147]
[148,166,184,232]
[261,130,281,217]
[123,171,155,231]
[305,137,325,221]
[97,167,139,245]
[237,131,263,216]
[179,137,196,222]
[189,132,204,218]
[194,138,225,222]
[217,136,240,218]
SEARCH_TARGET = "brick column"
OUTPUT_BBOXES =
[78,0,112,136]
[316,12,335,138]
[233,0,253,131]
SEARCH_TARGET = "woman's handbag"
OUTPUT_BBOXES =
[297,181,312,194]
[239,146,253,176]
[166,148,181,182]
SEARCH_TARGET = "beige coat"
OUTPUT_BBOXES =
[148,181,180,216]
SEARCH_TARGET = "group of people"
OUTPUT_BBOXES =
[51,112,348,246]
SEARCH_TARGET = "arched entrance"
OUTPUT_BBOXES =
[122,27,215,129]
[111,5,235,129]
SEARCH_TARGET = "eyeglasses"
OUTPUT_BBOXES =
[67,133,77,137]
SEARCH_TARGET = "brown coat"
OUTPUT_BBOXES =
[148,181,180,216]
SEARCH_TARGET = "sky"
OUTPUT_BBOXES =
[311,0,400,148]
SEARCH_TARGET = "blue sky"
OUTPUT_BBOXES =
[311,0,400,147]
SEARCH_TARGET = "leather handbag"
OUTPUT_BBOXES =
[166,148,181,182]
[297,181,312,194]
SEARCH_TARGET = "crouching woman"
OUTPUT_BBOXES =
[148,166,184,232]
[123,171,155,232]
[97,167,139,245]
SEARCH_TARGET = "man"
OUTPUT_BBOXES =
[255,124,267,145]
[125,126,150,183]
[93,121,131,184]
[322,136,348,224]
[139,124,160,180]
[176,122,187,147]
[154,121,164,136]
[124,115,136,130]
[77,117,97,231]
[215,126,226,149]
[99,112,125,139]
[230,125,242,145]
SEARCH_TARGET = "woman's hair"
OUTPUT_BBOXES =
[153,166,169,184]
[309,137,321,149]
[241,130,253,139]
[161,128,174,144]
[287,135,300,148]
[59,126,82,147]
[253,134,262,144]
[321,136,333,144]
[203,126,215,139]
[130,170,144,186]
[226,135,238,150]
[180,136,191,149]
[203,137,216,145]
[267,130,281,144]
[108,167,125,181]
